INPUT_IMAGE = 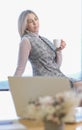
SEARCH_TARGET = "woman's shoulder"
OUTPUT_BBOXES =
[21,35,30,43]
[22,34,29,39]
[20,35,31,48]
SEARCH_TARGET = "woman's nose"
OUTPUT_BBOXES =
[33,20,37,25]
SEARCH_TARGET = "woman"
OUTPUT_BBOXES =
[14,10,82,88]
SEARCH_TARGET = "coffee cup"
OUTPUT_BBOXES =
[53,39,61,48]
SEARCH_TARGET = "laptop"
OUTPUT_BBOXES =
[8,76,71,118]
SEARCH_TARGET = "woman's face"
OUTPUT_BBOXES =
[26,13,39,34]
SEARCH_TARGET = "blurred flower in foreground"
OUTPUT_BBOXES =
[22,91,82,124]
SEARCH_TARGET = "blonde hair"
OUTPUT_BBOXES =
[18,10,38,37]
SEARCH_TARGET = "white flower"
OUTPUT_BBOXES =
[22,91,81,124]
[39,96,54,105]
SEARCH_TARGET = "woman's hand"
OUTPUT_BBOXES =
[56,39,66,51]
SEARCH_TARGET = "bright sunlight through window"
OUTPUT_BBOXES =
[0,0,81,81]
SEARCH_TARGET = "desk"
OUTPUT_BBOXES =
[0,91,82,130]
[19,119,82,130]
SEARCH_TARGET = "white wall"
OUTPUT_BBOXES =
[0,0,81,81]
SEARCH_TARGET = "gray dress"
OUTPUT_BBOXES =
[23,31,68,78]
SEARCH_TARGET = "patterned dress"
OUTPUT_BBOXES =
[24,31,67,78]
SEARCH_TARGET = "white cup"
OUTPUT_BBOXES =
[53,39,61,48]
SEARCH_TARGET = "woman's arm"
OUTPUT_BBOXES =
[55,39,66,68]
[14,37,31,76]
[55,50,62,68]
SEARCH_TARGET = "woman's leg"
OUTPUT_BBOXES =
[73,81,82,92]
[73,81,82,87]
[73,81,82,106]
